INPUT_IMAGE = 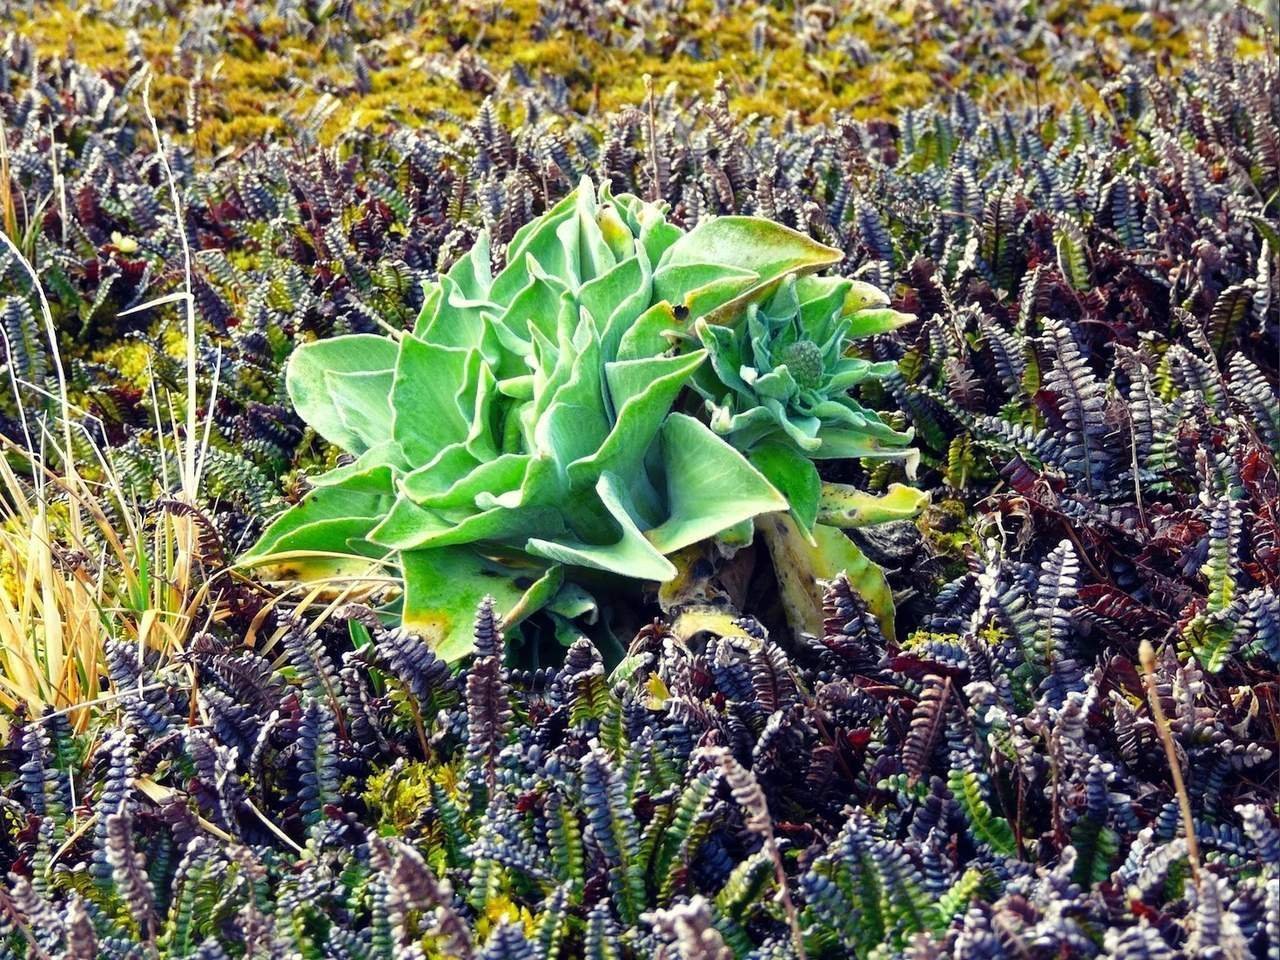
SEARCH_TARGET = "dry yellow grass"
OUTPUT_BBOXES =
[0,89,213,734]
[0,434,207,733]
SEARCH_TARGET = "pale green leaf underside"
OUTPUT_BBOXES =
[286,334,398,454]
[527,472,676,582]
[645,413,787,555]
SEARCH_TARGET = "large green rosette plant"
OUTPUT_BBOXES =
[242,179,842,658]
[690,273,929,637]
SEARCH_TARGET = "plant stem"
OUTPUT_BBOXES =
[1138,639,1201,883]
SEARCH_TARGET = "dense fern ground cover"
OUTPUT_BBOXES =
[0,0,1278,957]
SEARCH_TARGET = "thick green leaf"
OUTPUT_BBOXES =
[645,414,787,555]
[547,582,598,622]
[301,456,398,498]
[462,358,501,461]
[657,216,842,321]
[505,188,578,271]
[534,324,610,468]
[598,201,637,259]
[326,370,396,451]
[615,302,680,362]
[793,275,894,327]
[845,308,917,338]
[309,441,409,486]
[794,275,853,328]
[807,431,920,467]
[370,494,562,552]
[415,234,496,341]
[579,254,652,360]
[817,482,929,528]
[245,468,394,557]
[411,282,441,336]
[401,547,549,661]
[491,203,579,306]
[403,453,527,509]
[637,205,683,265]
[650,262,759,320]
[240,471,395,581]
[502,565,566,629]
[659,216,842,284]
[445,231,494,301]
[286,335,398,454]
[841,279,892,312]
[567,351,706,486]
[559,180,618,286]
[749,442,822,537]
[400,444,483,503]
[825,357,900,392]
[526,472,676,581]
[391,337,478,463]
[695,320,749,393]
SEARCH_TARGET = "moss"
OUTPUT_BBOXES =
[916,498,976,582]
[6,0,1202,151]
[91,340,154,389]
[899,628,964,652]
[365,760,435,834]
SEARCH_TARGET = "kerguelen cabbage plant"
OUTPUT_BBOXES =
[243,178,863,658]
[691,273,925,538]
[684,272,929,642]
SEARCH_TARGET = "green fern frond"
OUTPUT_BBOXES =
[948,769,1017,857]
